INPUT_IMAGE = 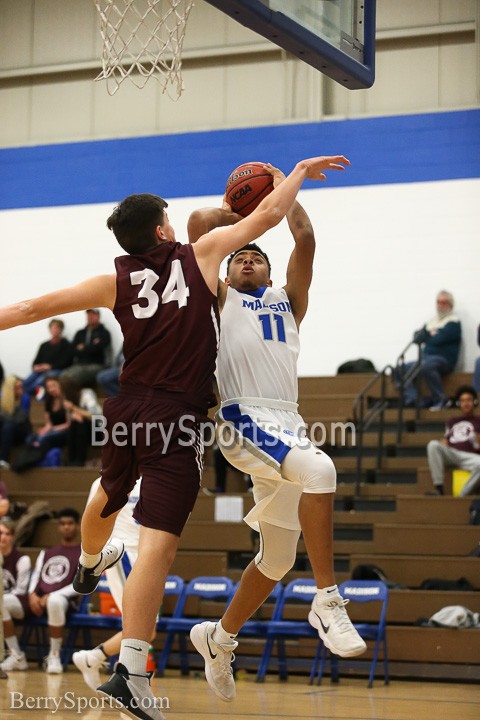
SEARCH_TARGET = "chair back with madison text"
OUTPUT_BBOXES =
[256,578,318,682]
[157,575,234,675]
[311,580,389,688]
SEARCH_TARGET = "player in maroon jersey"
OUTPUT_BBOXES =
[0,154,349,719]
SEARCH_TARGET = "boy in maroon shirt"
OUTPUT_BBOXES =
[427,385,480,495]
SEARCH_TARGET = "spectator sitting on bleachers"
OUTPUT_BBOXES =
[12,376,69,473]
[427,385,480,496]
[472,323,480,394]
[3,508,81,674]
[23,319,73,396]
[0,376,31,470]
[395,290,461,410]
[96,349,124,398]
[0,521,32,672]
[60,377,101,466]
[61,309,111,388]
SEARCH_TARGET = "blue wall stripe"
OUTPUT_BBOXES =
[0,110,479,210]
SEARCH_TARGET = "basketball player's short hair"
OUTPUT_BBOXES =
[226,243,272,276]
[107,194,168,255]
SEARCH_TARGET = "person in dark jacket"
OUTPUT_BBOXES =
[61,309,111,388]
[397,290,461,410]
[23,318,73,395]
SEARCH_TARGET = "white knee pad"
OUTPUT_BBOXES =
[281,444,336,493]
[46,593,69,627]
[254,521,301,581]
[3,593,25,622]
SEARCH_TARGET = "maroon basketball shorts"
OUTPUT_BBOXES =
[99,392,205,536]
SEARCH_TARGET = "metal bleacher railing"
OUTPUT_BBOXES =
[352,340,423,496]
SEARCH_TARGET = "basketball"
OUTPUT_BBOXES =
[225,162,274,217]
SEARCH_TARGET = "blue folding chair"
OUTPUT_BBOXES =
[310,580,389,688]
[256,578,318,682]
[20,613,49,667]
[157,576,234,675]
[157,575,186,633]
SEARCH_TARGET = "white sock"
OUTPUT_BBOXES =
[119,638,150,676]
[316,584,338,602]
[90,645,108,663]
[213,620,237,646]
[80,546,102,568]
[50,637,62,654]
[6,636,22,654]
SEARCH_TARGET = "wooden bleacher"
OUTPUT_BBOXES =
[2,372,479,679]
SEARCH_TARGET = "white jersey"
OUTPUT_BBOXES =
[217,285,300,404]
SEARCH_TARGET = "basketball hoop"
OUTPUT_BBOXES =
[94,0,194,99]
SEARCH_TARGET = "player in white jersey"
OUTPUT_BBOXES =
[188,164,366,702]
[73,477,141,690]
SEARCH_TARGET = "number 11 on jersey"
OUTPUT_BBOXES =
[258,313,286,343]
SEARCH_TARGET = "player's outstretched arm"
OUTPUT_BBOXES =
[192,155,349,293]
[0,274,117,331]
[263,163,315,326]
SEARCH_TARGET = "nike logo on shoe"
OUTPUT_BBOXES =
[313,612,330,634]
[206,634,217,660]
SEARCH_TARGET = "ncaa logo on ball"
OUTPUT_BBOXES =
[230,184,252,203]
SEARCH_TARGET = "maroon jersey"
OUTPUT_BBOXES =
[3,548,29,595]
[446,415,480,454]
[114,242,219,412]
[32,544,80,596]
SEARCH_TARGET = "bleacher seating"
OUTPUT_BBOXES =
[2,372,479,681]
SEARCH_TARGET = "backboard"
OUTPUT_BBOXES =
[204,0,375,89]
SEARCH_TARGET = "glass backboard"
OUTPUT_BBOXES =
[205,0,375,89]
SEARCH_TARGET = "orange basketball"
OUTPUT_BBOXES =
[225,162,274,217]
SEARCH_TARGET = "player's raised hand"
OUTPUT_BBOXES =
[263,163,287,188]
[300,155,350,181]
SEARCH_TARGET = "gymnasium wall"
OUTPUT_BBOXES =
[1,110,479,379]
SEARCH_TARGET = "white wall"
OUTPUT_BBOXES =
[0,0,478,147]
[1,178,478,379]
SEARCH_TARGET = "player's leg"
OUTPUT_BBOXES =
[190,518,300,702]
[74,482,124,594]
[281,444,366,657]
[73,557,131,690]
[74,398,141,595]
[97,404,202,720]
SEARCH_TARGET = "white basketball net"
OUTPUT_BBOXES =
[94,0,194,99]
